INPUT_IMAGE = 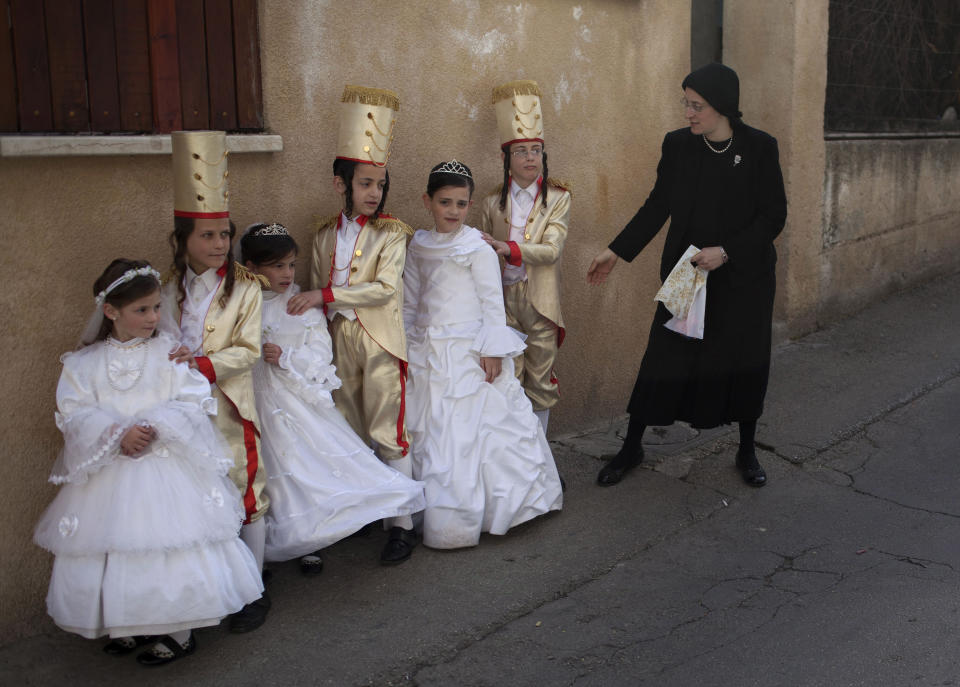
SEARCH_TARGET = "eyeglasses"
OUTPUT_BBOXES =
[510,147,543,158]
[680,97,706,113]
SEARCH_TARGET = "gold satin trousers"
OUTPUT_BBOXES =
[503,280,560,411]
[329,316,410,461]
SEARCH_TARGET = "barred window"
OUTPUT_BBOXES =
[0,0,263,134]
[826,0,960,133]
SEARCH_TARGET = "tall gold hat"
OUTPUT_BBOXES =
[172,130,229,218]
[492,80,544,149]
[336,85,400,167]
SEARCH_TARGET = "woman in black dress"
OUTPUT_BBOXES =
[587,63,787,487]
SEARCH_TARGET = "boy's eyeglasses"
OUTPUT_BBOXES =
[510,148,543,158]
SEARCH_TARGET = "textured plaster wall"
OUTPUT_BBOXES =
[821,137,960,320]
[0,0,688,641]
[722,0,828,339]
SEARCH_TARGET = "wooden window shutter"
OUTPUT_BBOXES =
[1,0,263,135]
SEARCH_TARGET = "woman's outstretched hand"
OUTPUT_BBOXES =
[587,248,619,285]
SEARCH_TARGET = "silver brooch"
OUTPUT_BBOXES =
[733,154,742,167]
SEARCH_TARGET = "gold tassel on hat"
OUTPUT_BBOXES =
[492,79,545,148]
[172,130,230,218]
[491,80,543,103]
[336,85,400,167]
[341,85,401,111]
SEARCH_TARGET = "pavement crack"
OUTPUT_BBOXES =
[874,549,957,573]
[800,363,960,464]
[391,485,732,686]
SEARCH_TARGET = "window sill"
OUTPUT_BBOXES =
[0,133,283,157]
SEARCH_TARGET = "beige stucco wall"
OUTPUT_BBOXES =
[821,137,960,320]
[0,0,689,642]
[723,0,828,339]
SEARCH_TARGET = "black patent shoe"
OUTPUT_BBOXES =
[135,633,195,667]
[299,551,324,576]
[596,447,644,486]
[381,527,417,566]
[103,635,155,656]
[228,591,271,633]
[736,450,767,487]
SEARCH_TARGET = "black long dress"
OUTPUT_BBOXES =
[609,124,787,429]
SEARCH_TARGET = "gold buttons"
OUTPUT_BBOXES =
[206,349,214,356]
[524,233,531,240]
[351,266,358,273]
[504,217,509,224]
[206,325,216,332]
[527,217,534,223]
[355,249,362,257]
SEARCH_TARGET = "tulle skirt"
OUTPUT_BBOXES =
[35,449,263,638]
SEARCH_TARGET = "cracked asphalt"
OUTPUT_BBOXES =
[3,272,959,686]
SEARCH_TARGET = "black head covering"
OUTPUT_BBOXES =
[682,63,742,120]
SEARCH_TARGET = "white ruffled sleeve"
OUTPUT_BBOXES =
[469,247,526,358]
[402,245,422,336]
[133,355,235,475]
[49,349,129,485]
[273,311,341,408]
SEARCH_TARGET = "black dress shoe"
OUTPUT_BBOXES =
[135,633,195,667]
[103,635,155,656]
[736,450,767,487]
[596,447,644,486]
[299,551,324,576]
[381,527,417,566]
[228,591,271,633]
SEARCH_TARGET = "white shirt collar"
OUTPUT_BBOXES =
[510,178,537,200]
[185,265,221,291]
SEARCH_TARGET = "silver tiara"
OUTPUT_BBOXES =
[429,159,472,179]
[95,266,161,305]
[253,223,289,236]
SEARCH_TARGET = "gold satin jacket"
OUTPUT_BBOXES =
[160,263,265,430]
[479,178,571,330]
[309,214,413,362]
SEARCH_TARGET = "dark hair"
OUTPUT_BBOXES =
[426,161,475,198]
[240,224,299,266]
[92,258,160,342]
[497,144,549,212]
[170,216,237,309]
[332,159,390,217]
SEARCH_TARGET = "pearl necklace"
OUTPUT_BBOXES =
[703,133,733,154]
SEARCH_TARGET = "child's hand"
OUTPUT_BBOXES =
[262,343,283,366]
[120,424,156,457]
[169,345,198,369]
[287,290,325,316]
[480,356,502,383]
[480,232,511,257]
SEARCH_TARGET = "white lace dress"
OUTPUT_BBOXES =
[254,287,425,561]
[33,334,263,639]
[403,225,563,549]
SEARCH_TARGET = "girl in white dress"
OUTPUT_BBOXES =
[34,259,263,666]
[240,224,424,573]
[404,161,563,549]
